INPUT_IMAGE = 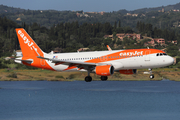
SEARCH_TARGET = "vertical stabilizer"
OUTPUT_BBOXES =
[15,28,44,57]
[15,28,54,70]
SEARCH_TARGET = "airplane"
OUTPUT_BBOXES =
[14,28,174,82]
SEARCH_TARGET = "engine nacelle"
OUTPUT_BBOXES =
[95,65,114,76]
[119,69,137,75]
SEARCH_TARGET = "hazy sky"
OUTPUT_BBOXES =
[1,0,180,12]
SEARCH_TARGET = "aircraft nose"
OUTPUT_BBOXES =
[167,56,174,65]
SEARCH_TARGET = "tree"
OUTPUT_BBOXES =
[118,20,121,28]
[167,44,178,57]
[114,21,117,29]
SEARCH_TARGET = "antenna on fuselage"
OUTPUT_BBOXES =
[107,45,112,51]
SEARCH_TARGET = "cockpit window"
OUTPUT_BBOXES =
[156,53,167,56]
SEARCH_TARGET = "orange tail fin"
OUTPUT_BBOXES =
[15,28,44,57]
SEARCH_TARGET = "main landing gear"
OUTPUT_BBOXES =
[101,76,108,81]
[85,70,92,82]
[85,76,92,82]
[85,76,108,82]
[84,70,108,82]
[149,68,154,79]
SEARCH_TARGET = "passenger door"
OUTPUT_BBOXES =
[145,50,150,61]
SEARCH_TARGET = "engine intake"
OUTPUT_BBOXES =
[95,65,114,76]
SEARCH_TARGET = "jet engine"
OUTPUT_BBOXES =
[95,65,114,76]
[119,69,137,75]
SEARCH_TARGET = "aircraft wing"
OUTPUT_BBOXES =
[37,56,109,66]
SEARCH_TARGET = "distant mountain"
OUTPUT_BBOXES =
[1,3,180,29]
[126,2,180,13]
[1,2,180,14]
[0,5,25,14]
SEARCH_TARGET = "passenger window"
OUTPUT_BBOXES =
[160,53,163,56]
[157,53,159,56]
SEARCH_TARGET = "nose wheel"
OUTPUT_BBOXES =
[149,74,154,79]
[149,68,154,79]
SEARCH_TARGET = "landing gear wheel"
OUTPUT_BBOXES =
[100,76,108,81]
[148,68,154,79]
[149,74,154,79]
[85,76,92,82]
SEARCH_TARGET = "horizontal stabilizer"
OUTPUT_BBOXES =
[13,57,33,64]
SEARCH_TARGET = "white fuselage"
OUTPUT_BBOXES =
[42,50,174,72]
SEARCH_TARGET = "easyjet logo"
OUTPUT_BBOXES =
[18,30,34,50]
[119,51,143,56]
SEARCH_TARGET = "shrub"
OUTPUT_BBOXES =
[55,75,64,79]
[68,74,76,79]
[7,72,17,78]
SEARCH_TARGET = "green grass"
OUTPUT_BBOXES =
[0,68,180,81]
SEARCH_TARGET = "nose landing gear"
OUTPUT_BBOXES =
[149,74,154,79]
[149,68,154,79]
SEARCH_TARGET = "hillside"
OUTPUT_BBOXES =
[128,2,180,13]
[0,8,180,69]
[0,5,25,13]
[1,3,180,29]
[0,4,180,56]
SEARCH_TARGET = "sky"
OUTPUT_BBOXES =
[1,0,180,12]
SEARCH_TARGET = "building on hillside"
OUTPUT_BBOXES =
[158,8,165,12]
[77,48,89,52]
[126,13,138,17]
[115,33,125,40]
[172,9,179,12]
[132,14,138,17]
[104,33,142,41]
[86,11,105,15]
[148,38,165,45]
[116,33,142,41]
[104,35,113,39]
[99,11,105,15]
[76,12,89,17]
[168,40,178,44]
